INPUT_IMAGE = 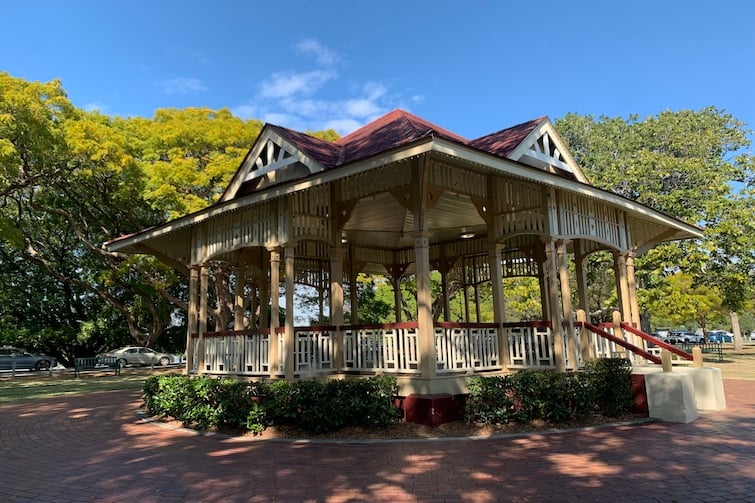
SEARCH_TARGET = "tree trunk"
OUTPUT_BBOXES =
[731,311,743,350]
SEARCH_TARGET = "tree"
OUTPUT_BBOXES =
[556,108,755,339]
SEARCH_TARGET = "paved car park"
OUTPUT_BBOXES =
[1,380,754,502]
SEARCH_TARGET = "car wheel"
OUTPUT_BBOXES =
[159,356,171,366]
[35,360,51,371]
[117,358,128,368]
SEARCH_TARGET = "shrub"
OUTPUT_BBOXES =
[465,359,632,425]
[582,358,633,417]
[143,375,401,435]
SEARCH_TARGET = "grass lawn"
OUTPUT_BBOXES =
[0,368,176,405]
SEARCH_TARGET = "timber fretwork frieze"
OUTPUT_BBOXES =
[488,178,546,241]
[557,191,622,248]
[291,186,332,243]
[338,162,413,202]
[193,202,277,263]
[430,161,488,199]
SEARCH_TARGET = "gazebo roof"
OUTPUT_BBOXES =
[220,109,586,202]
[107,109,703,262]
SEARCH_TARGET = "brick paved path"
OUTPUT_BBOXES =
[1,380,754,502]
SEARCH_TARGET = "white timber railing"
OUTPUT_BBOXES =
[434,322,500,373]
[343,322,420,373]
[189,317,677,377]
[506,322,554,368]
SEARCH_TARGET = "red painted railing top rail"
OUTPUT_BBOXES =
[580,322,662,364]
[620,322,693,361]
[193,320,554,339]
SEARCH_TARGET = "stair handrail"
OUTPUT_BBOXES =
[579,322,662,364]
[620,322,693,361]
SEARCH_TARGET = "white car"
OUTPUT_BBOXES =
[97,346,175,367]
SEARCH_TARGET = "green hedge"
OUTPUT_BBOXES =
[142,375,402,434]
[143,359,632,434]
[465,358,633,425]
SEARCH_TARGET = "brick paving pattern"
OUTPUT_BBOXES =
[1,380,754,502]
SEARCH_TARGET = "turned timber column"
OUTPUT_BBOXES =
[268,248,281,378]
[487,243,510,368]
[233,263,246,373]
[573,242,590,319]
[234,264,246,330]
[283,247,296,380]
[614,251,632,324]
[573,243,594,360]
[197,265,209,374]
[259,256,270,329]
[185,267,199,374]
[249,274,258,328]
[415,232,436,379]
[391,274,403,323]
[543,239,566,372]
[625,253,641,329]
[348,249,359,325]
[330,247,345,369]
[557,240,578,369]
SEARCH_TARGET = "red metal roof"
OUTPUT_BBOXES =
[469,117,547,157]
[268,109,546,170]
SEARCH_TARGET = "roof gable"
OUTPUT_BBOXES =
[220,125,339,202]
[505,119,589,183]
[221,109,590,202]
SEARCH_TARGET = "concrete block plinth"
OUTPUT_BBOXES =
[644,372,698,423]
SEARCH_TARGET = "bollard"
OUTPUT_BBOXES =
[661,349,672,372]
[692,346,703,368]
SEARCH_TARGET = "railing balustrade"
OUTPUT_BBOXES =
[343,322,420,373]
[188,316,677,377]
[434,322,499,373]
[506,322,554,368]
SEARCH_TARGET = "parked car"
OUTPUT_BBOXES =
[97,346,175,367]
[0,346,57,371]
[667,331,704,344]
[706,330,733,343]
[647,333,668,347]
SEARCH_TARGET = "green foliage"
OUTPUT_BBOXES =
[466,359,632,425]
[556,108,755,323]
[581,358,633,417]
[142,375,401,435]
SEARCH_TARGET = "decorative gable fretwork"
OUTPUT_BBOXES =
[522,131,572,173]
[246,137,316,186]
[558,192,623,249]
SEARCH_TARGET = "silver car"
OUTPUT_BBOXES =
[0,346,57,371]
[98,346,174,367]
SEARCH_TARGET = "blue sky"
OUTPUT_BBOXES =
[3,0,754,141]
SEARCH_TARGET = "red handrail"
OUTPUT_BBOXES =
[581,322,662,364]
[620,323,693,361]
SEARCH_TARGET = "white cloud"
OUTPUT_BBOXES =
[231,104,258,119]
[296,38,338,66]
[155,77,207,95]
[343,98,383,118]
[322,118,363,134]
[258,70,336,99]
[233,38,417,135]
